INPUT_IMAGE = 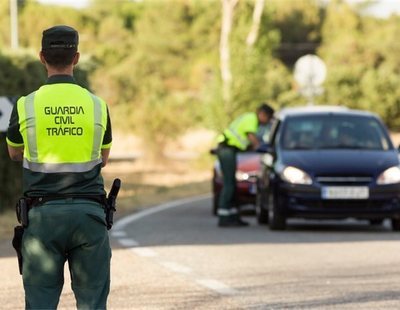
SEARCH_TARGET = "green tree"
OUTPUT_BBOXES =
[113,1,200,156]
[205,0,292,131]
[319,1,400,126]
[270,0,324,66]
[319,0,364,108]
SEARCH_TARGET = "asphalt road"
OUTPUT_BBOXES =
[109,195,400,309]
[2,195,400,309]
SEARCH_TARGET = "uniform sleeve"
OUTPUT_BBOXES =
[102,106,112,149]
[6,99,24,147]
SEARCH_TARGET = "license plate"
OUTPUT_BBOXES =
[249,183,257,194]
[321,186,369,200]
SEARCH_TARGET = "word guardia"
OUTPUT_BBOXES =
[44,105,85,136]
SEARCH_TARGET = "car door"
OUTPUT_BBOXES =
[256,119,281,223]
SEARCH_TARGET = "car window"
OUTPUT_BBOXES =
[281,115,392,150]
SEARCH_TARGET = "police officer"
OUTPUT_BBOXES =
[217,103,274,227]
[6,25,112,309]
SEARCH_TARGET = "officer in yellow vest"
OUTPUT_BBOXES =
[6,25,112,309]
[217,103,274,227]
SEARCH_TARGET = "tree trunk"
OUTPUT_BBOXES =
[220,0,239,105]
[246,0,265,48]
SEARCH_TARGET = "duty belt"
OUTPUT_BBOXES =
[27,195,106,208]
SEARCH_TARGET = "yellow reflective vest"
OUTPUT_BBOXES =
[219,112,258,150]
[13,83,109,173]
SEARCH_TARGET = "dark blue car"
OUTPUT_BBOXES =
[257,106,400,230]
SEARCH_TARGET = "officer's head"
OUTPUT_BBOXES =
[257,103,274,125]
[40,25,79,70]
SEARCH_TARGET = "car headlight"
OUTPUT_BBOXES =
[236,171,250,181]
[377,166,400,185]
[236,171,258,181]
[281,166,312,185]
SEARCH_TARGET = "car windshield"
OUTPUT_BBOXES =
[281,114,392,151]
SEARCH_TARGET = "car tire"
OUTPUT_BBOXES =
[268,193,286,230]
[391,218,400,231]
[255,187,269,225]
[369,219,383,226]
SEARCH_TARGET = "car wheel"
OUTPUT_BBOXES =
[391,218,400,231]
[268,193,286,231]
[369,219,383,226]
[255,187,269,225]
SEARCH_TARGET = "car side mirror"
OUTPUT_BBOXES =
[261,153,274,167]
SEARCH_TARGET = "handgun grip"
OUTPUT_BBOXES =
[109,178,121,197]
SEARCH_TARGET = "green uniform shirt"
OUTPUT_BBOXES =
[220,112,258,150]
[6,75,112,197]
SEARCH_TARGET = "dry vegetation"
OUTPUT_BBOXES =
[102,158,212,218]
[102,129,214,216]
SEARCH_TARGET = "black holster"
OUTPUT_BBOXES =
[105,178,121,230]
[12,226,24,275]
[13,198,31,275]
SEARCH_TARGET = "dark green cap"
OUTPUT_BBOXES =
[42,25,79,50]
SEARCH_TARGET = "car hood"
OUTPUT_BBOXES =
[281,150,399,176]
[237,153,261,172]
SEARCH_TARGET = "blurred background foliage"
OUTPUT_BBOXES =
[2,0,399,135]
[1,0,400,209]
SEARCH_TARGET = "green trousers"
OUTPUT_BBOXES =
[22,199,111,310]
[217,145,238,217]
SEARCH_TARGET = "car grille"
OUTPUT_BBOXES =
[315,176,373,185]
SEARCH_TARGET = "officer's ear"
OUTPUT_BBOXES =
[73,52,80,66]
[39,51,47,65]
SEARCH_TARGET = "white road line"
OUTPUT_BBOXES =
[113,194,211,230]
[117,238,139,247]
[111,230,127,238]
[159,261,193,274]
[113,194,239,297]
[196,279,238,296]
[130,247,158,257]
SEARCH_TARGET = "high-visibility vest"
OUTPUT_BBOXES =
[15,83,108,173]
[219,113,258,150]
